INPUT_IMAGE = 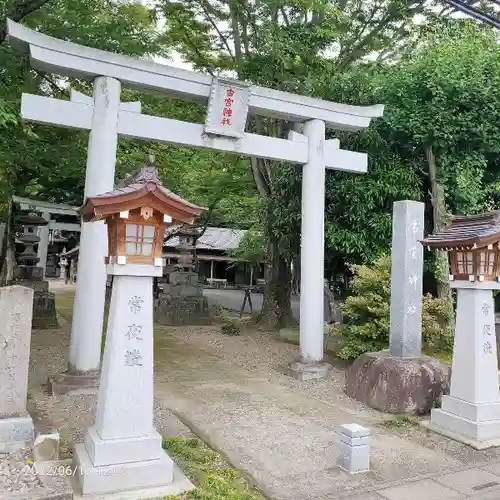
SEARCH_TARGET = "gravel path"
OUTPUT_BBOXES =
[156,322,386,420]
[0,448,41,494]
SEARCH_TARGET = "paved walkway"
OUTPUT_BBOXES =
[203,288,301,319]
[153,331,500,500]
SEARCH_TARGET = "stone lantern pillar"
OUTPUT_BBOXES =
[422,211,500,448]
[72,161,203,497]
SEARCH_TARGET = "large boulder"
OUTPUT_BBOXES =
[345,351,451,415]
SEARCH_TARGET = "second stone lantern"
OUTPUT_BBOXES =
[422,210,500,449]
[74,160,205,497]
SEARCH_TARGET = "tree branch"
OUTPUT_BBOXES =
[35,70,70,97]
[199,0,235,61]
[0,0,53,43]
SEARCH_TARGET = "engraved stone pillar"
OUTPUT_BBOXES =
[0,285,35,452]
[389,200,425,358]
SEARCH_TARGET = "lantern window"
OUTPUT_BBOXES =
[479,251,496,276]
[125,223,156,256]
[456,251,474,274]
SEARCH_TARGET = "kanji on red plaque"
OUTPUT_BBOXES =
[226,88,235,97]
[221,118,231,125]
[224,98,234,107]
[222,108,232,117]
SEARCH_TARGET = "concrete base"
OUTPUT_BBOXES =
[84,426,164,466]
[421,418,500,450]
[73,443,177,496]
[71,461,194,500]
[427,404,500,449]
[49,371,100,396]
[0,413,34,453]
[281,358,332,380]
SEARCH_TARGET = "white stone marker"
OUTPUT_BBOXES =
[0,286,35,452]
[389,200,425,358]
[338,424,370,474]
[430,280,500,448]
[74,263,176,495]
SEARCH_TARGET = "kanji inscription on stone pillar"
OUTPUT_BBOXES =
[389,200,425,358]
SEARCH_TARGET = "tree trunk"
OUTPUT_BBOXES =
[424,144,453,341]
[0,201,16,286]
[425,145,451,298]
[259,239,294,329]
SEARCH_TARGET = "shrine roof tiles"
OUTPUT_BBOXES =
[167,227,246,251]
[79,163,206,223]
[421,210,500,249]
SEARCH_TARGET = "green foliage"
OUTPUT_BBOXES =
[372,21,500,217]
[157,0,443,322]
[377,415,419,428]
[161,437,263,499]
[229,229,266,266]
[334,255,453,360]
[221,322,241,336]
[0,0,259,231]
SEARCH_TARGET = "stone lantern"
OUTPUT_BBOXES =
[13,212,58,329]
[422,210,500,448]
[73,161,204,497]
[15,212,47,281]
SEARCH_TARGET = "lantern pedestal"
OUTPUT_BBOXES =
[427,281,500,449]
[73,263,193,497]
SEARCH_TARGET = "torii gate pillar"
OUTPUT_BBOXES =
[51,77,122,394]
[285,119,332,379]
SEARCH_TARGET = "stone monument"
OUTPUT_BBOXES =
[422,211,500,448]
[73,163,199,497]
[154,227,211,326]
[13,213,58,329]
[0,286,35,452]
[345,200,450,415]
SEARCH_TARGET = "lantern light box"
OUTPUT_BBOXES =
[422,211,500,282]
[79,161,205,267]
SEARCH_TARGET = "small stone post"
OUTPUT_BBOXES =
[338,424,370,474]
[0,286,35,452]
[389,200,425,358]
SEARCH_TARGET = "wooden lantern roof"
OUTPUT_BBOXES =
[422,210,500,250]
[79,160,206,224]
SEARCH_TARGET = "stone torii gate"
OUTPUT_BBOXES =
[7,20,384,387]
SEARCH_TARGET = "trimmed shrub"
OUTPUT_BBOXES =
[334,255,453,360]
